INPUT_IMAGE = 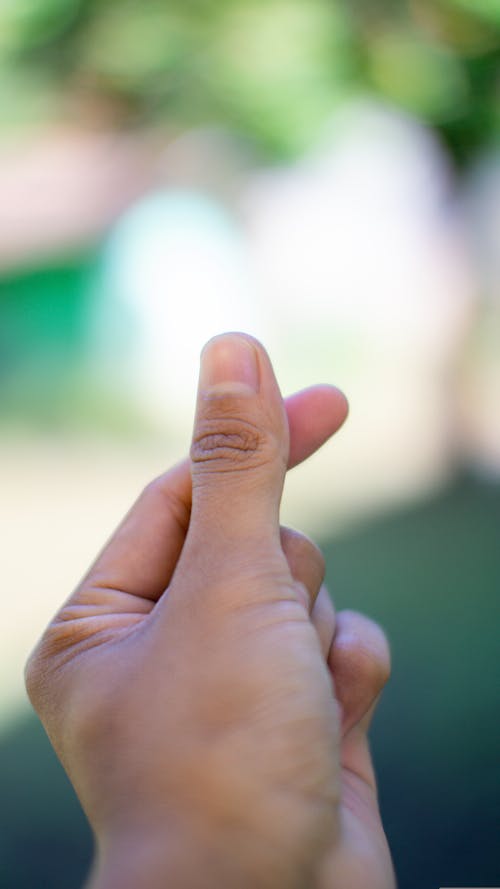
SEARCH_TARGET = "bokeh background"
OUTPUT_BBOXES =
[1,2,499,887]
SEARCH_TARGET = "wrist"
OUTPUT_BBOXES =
[86,811,317,889]
[87,828,226,889]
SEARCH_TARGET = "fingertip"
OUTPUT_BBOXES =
[199,333,260,395]
[285,384,349,469]
[310,383,349,417]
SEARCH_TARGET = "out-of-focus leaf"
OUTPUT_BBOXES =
[368,31,468,121]
[0,0,81,54]
[411,0,500,53]
[0,0,498,164]
[203,0,355,155]
[446,0,500,28]
[80,5,194,90]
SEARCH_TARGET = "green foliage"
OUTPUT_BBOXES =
[448,0,500,27]
[0,0,82,52]
[0,0,498,164]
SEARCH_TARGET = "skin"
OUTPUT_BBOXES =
[25,333,395,889]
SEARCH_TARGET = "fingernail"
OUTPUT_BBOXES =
[200,334,259,394]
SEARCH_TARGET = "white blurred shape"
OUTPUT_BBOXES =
[91,103,474,528]
[247,102,469,360]
[93,190,265,428]
[243,101,473,521]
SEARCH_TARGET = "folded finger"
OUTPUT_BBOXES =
[311,584,336,659]
[329,610,391,737]
[280,526,325,613]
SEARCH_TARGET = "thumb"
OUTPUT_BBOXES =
[189,332,288,550]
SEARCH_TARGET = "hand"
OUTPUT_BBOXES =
[26,333,394,889]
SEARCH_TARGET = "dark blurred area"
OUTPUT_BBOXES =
[1,2,499,888]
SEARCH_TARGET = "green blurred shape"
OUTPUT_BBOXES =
[0,714,92,889]
[205,0,355,157]
[0,257,94,368]
[0,0,498,165]
[0,0,81,54]
[323,474,500,888]
[0,255,151,433]
[438,45,500,166]
[368,30,468,121]
[0,256,95,425]
[81,5,194,91]
[0,65,63,126]
[447,0,500,27]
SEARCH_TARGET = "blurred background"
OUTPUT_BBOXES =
[1,1,499,887]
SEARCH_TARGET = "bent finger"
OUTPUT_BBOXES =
[75,460,191,603]
[311,584,336,659]
[280,527,325,613]
[329,611,390,794]
[329,610,391,737]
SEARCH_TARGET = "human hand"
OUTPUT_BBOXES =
[26,333,395,889]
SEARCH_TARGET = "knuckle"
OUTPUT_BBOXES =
[281,527,326,585]
[351,643,391,692]
[191,415,275,471]
[335,611,392,690]
[143,473,177,503]
[283,527,315,555]
[297,535,325,576]
[142,474,190,530]
[143,474,165,497]
[24,646,47,711]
